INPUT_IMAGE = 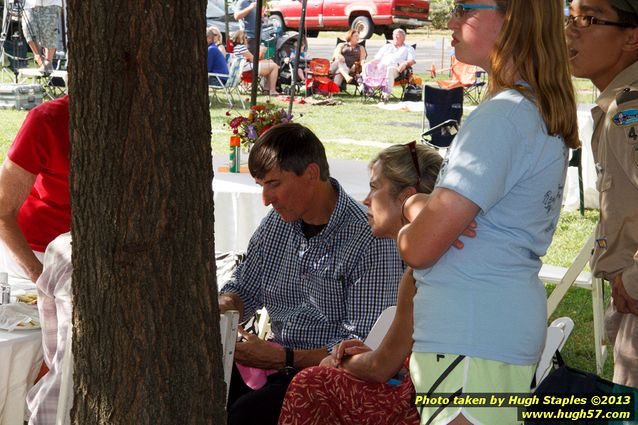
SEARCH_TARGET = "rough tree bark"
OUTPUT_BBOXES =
[67,0,225,423]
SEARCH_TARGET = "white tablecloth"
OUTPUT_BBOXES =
[563,104,598,211]
[0,328,42,425]
[213,157,370,253]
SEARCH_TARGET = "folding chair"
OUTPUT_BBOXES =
[533,317,574,389]
[364,306,396,350]
[360,61,389,102]
[305,58,339,96]
[220,310,240,403]
[209,56,246,109]
[420,85,464,148]
[431,56,486,104]
[539,230,607,374]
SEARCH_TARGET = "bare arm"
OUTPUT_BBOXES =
[242,49,254,63]
[398,58,416,73]
[329,268,416,383]
[331,43,345,61]
[398,188,480,269]
[235,327,329,369]
[0,159,41,282]
[359,46,367,63]
[234,1,256,20]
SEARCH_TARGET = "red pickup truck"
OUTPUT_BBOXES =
[267,0,430,40]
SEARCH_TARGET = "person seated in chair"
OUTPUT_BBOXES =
[330,29,367,88]
[218,123,405,425]
[207,26,229,85]
[279,143,445,425]
[231,30,280,95]
[208,26,227,56]
[369,28,416,99]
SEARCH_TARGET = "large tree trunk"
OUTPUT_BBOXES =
[67,1,225,423]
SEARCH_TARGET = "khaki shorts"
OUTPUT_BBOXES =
[410,352,536,425]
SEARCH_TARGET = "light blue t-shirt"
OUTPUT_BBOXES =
[412,88,568,365]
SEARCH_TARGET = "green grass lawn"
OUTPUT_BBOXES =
[0,79,610,379]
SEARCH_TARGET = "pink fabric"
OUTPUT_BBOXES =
[26,233,72,425]
[236,341,281,389]
[362,61,389,93]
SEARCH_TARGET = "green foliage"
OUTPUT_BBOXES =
[0,109,28,162]
[429,0,454,30]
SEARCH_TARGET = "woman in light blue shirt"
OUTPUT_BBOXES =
[398,1,578,424]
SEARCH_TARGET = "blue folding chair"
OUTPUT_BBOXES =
[420,85,464,149]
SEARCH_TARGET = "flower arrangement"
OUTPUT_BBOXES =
[226,103,294,150]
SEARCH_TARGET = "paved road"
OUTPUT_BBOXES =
[304,35,453,75]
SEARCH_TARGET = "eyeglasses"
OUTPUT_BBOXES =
[406,141,421,187]
[564,15,635,28]
[449,3,498,19]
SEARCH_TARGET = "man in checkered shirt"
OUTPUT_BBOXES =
[219,123,404,425]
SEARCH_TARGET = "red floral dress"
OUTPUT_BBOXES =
[278,365,421,425]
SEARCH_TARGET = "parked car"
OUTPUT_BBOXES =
[268,0,430,39]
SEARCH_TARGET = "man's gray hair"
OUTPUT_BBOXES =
[393,28,406,36]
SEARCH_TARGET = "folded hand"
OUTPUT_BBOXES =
[612,274,638,316]
[331,339,371,367]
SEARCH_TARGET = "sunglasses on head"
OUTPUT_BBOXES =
[405,141,421,187]
[449,3,498,19]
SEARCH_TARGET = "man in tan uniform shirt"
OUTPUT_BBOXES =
[567,0,638,386]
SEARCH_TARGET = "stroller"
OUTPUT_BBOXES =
[275,31,307,94]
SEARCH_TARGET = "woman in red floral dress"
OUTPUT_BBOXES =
[278,143,450,425]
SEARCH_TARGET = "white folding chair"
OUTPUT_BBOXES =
[209,56,246,109]
[363,306,396,350]
[533,317,574,389]
[539,230,606,374]
[219,309,240,403]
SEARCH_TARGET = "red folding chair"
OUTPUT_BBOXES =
[431,56,486,104]
[305,58,339,96]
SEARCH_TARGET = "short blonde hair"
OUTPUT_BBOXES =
[206,26,222,41]
[369,143,442,195]
[231,30,246,46]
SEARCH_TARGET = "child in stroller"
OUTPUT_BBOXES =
[275,32,308,94]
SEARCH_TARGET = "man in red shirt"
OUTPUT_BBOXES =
[0,95,70,285]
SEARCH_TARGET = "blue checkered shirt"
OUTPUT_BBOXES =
[220,178,404,350]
